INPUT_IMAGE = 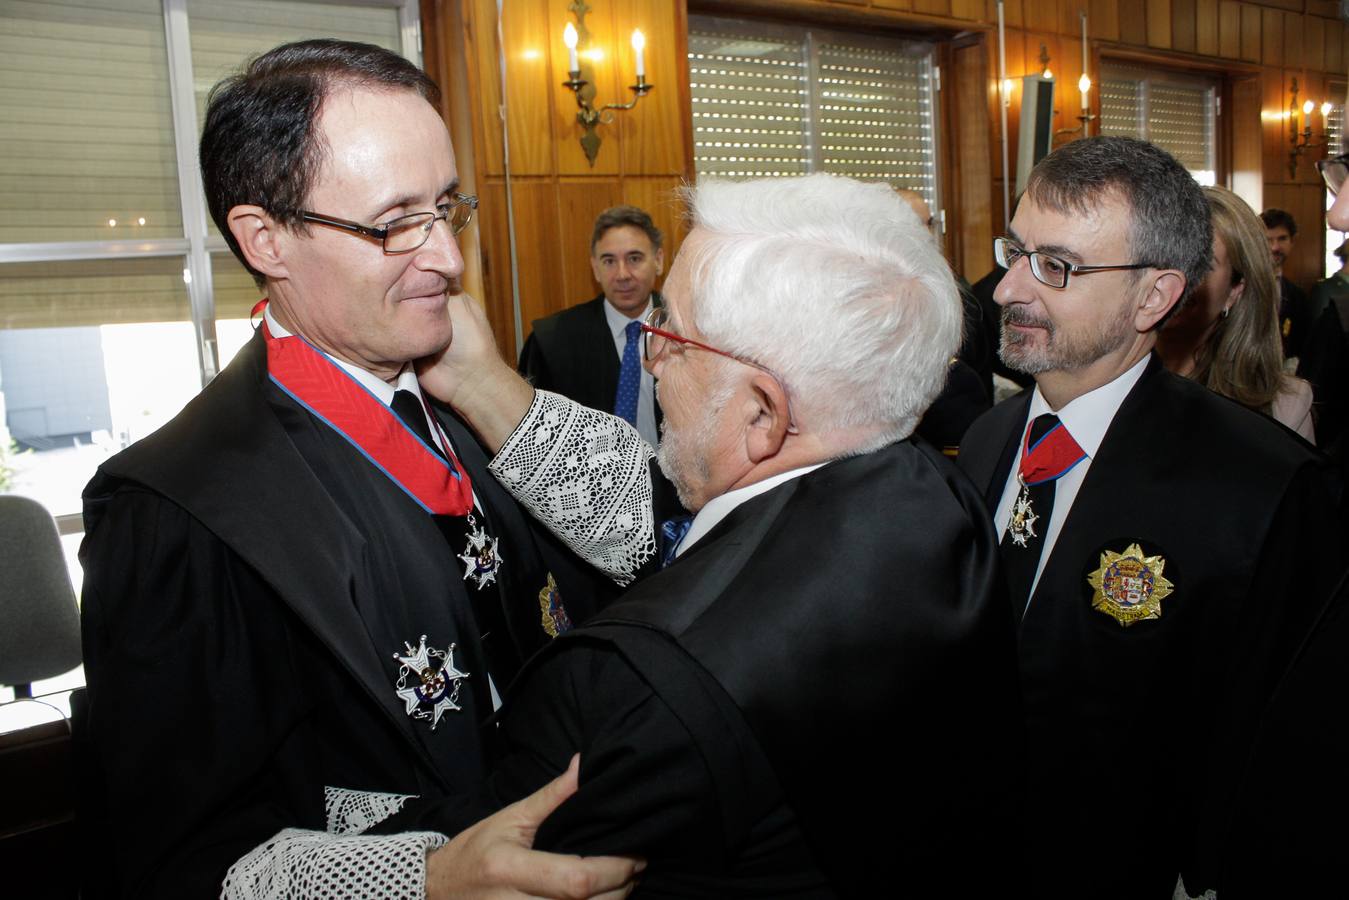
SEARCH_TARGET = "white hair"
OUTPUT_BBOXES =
[681,174,962,446]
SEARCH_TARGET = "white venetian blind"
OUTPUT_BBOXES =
[0,0,182,244]
[688,16,938,209]
[1099,64,1217,185]
[687,25,811,179]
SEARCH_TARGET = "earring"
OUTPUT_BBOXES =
[1220,306,1231,319]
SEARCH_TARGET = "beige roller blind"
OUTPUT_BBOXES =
[0,0,182,244]
[688,16,938,209]
[687,24,811,179]
[1100,64,1217,185]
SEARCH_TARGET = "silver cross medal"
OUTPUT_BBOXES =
[1007,479,1039,548]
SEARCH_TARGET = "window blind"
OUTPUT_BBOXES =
[1100,64,1216,185]
[688,16,938,210]
[0,0,182,244]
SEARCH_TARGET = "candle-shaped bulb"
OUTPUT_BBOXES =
[563,23,579,72]
[1042,67,1052,80]
[1078,73,1091,94]
[1304,99,1315,116]
[1322,101,1333,119]
[631,29,645,78]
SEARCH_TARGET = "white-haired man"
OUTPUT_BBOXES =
[412,174,1025,896]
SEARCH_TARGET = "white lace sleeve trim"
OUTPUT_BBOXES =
[220,828,447,900]
[324,786,416,836]
[490,390,656,585]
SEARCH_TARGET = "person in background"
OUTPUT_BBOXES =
[1158,185,1315,442]
[1307,238,1349,326]
[894,187,993,454]
[1261,207,1311,361]
[519,206,665,449]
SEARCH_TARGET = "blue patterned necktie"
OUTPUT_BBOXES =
[613,319,643,426]
[660,515,694,567]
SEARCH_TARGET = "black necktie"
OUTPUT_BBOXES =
[391,389,445,459]
[391,388,519,707]
[999,413,1062,612]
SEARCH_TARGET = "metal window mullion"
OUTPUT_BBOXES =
[163,0,218,387]
[0,239,192,265]
[398,0,422,66]
[804,30,823,173]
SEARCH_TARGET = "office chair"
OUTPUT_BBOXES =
[0,494,81,698]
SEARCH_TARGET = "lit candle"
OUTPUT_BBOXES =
[1078,73,1091,112]
[1322,101,1333,122]
[1304,99,1315,134]
[631,29,645,79]
[1080,11,1089,113]
[563,23,578,73]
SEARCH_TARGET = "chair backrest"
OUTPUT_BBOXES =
[0,495,81,691]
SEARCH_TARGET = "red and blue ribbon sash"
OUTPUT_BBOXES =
[1018,420,1086,487]
[261,313,472,516]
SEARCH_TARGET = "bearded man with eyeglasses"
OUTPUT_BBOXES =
[76,40,642,900]
[957,135,1345,898]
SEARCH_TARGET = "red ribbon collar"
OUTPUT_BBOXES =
[260,312,473,516]
[1018,419,1087,487]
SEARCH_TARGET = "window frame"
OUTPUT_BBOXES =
[0,0,421,536]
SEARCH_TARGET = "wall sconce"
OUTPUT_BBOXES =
[1288,77,1331,178]
[560,2,653,167]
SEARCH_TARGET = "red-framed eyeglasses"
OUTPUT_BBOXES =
[640,306,798,432]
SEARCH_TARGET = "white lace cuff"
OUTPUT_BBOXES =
[220,827,447,900]
[490,390,656,585]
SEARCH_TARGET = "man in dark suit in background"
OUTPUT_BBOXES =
[519,206,664,448]
[959,136,1343,899]
[1262,207,1311,361]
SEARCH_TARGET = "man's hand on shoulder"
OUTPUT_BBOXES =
[424,755,643,900]
[417,292,535,452]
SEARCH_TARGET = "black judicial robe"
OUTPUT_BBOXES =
[958,356,1345,899]
[76,330,606,898]
[403,438,1027,897]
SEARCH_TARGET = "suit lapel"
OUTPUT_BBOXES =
[1024,357,1163,614]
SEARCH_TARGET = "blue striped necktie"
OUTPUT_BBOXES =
[613,319,642,425]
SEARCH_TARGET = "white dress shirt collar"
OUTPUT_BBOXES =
[602,296,653,340]
[677,462,828,557]
[263,304,421,406]
[1023,354,1150,458]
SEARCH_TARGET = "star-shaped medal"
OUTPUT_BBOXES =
[459,520,503,589]
[1007,488,1039,547]
[393,635,469,730]
[1087,542,1175,627]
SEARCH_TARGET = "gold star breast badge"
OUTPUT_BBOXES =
[1087,542,1175,627]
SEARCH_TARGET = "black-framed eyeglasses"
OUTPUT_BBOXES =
[299,193,478,253]
[994,236,1153,289]
[640,306,798,433]
[1318,152,1349,196]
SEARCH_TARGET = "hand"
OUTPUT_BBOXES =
[424,755,644,900]
[417,292,534,452]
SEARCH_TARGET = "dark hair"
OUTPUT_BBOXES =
[1024,136,1212,304]
[200,40,440,285]
[1259,207,1298,238]
[590,205,663,254]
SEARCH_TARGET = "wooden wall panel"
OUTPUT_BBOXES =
[504,0,557,175]
[1241,3,1262,63]
[1120,2,1149,46]
[1327,19,1345,74]
[953,38,993,278]
[1219,1,1241,58]
[875,0,915,11]
[617,0,687,176]
[555,179,624,309]
[1229,74,1263,210]
[1147,0,1173,50]
[912,0,951,16]
[1304,15,1326,72]
[1196,0,1218,56]
[1282,10,1301,68]
[504,179,567,335]
[620,176,689,252]
[1261,7,1283,67]
[1088,0,1120,42]
[1173,0,1197,54]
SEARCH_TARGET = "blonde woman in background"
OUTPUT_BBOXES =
[1157,184,1316,442]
